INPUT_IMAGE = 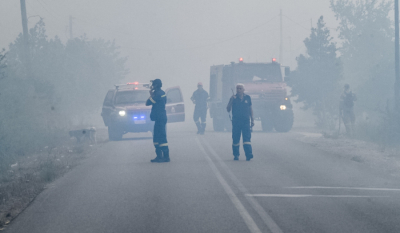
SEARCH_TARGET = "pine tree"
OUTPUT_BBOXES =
[290,16,342,129]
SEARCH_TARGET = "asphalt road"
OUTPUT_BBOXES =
[5,122,400,233]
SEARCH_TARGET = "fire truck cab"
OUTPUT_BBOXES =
[209,59,293,132]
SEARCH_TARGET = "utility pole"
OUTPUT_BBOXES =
[69,15,74,39]
[20,0,31,78]
[280,9,283,65]
[288,36,292,68]
[395,0,400,112]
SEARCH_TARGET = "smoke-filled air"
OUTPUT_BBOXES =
[1,1,400,232]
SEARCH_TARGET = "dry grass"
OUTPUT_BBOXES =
[0,142,99,228]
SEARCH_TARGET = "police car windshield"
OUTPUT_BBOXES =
[115,90,148,104]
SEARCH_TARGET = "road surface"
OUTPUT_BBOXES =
[5,123,400,233]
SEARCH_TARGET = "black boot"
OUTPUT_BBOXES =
[161,147,170,162]
[195,121,201,134]
[200,123,206,135]
[151,148,163,163]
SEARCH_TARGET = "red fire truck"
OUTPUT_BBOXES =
[209,58,293,132]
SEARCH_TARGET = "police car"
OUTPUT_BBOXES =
[101,82,185,140]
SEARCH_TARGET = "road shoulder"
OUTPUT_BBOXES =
[294,130,400,178]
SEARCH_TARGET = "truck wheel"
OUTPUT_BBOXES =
[213,118,224,132]
[261,116,274,132]
[108,125,123,141]
[274,110,294,132]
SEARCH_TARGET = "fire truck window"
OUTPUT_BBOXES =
[167,89,182,103]
[236,64,282,83]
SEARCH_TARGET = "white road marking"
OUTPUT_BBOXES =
[287,186,400,191]
[247,194,388,198]
[200,138,283,233]
[195,138,262,233]
[298,132,322,137]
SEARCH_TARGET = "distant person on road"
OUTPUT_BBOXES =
[340,84,357,136]
[226,83,254,161]
[191,82,209,135]
[146,79,170,163]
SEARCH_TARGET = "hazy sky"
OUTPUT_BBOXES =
[1,0,338,91]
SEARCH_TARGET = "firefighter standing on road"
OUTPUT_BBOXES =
[340,84,357,136]
[226,83,254,161]
[146,79,170,163]
[191,82,209,134]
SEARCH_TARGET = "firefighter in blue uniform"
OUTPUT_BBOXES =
[226,83,254,161]
[146,79,170,163]
[340,84,357,136]
[191,82,209,134]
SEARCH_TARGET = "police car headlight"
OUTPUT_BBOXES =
[119,110,126,116]
[280,105,287,110]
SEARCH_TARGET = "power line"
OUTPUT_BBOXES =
[283,15,309,31]
[34,0,68,27]
[285,15,337,31]
[23,3,281,52]
[120,15,280,52]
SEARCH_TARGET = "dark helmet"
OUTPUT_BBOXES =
[152,79,162,89]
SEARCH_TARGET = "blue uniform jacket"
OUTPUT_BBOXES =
[231,94,252,122]
[146,88,167,122]
[191,89,209,111]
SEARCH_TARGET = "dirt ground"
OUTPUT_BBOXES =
[0,138,106,230]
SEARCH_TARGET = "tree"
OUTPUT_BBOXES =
[0,19,128,155]
[330,0,394,115]
[290,16,342,129]
[62,36,128,125]
[0,49,6,80]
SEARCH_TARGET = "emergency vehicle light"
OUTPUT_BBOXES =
[127,82,139,85]
[239,57,243,62]
[272,58,277,62]
[119,110,126,116]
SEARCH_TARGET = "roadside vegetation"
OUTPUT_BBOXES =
[290,0,400,148]
[0,19,127,228]
[290,16,342,130]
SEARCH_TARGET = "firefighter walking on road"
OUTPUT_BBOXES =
[226,83,254,161]
[191,82,209,135]
[340,84,357,136]
[146,79,170,163]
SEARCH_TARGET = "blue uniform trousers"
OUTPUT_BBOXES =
[153,119,169,158]
[232,119,253,159]
[193,107,207,133]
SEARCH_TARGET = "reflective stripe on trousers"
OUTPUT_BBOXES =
[232,119,253,157]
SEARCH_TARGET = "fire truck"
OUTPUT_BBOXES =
[209,58,293,132]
